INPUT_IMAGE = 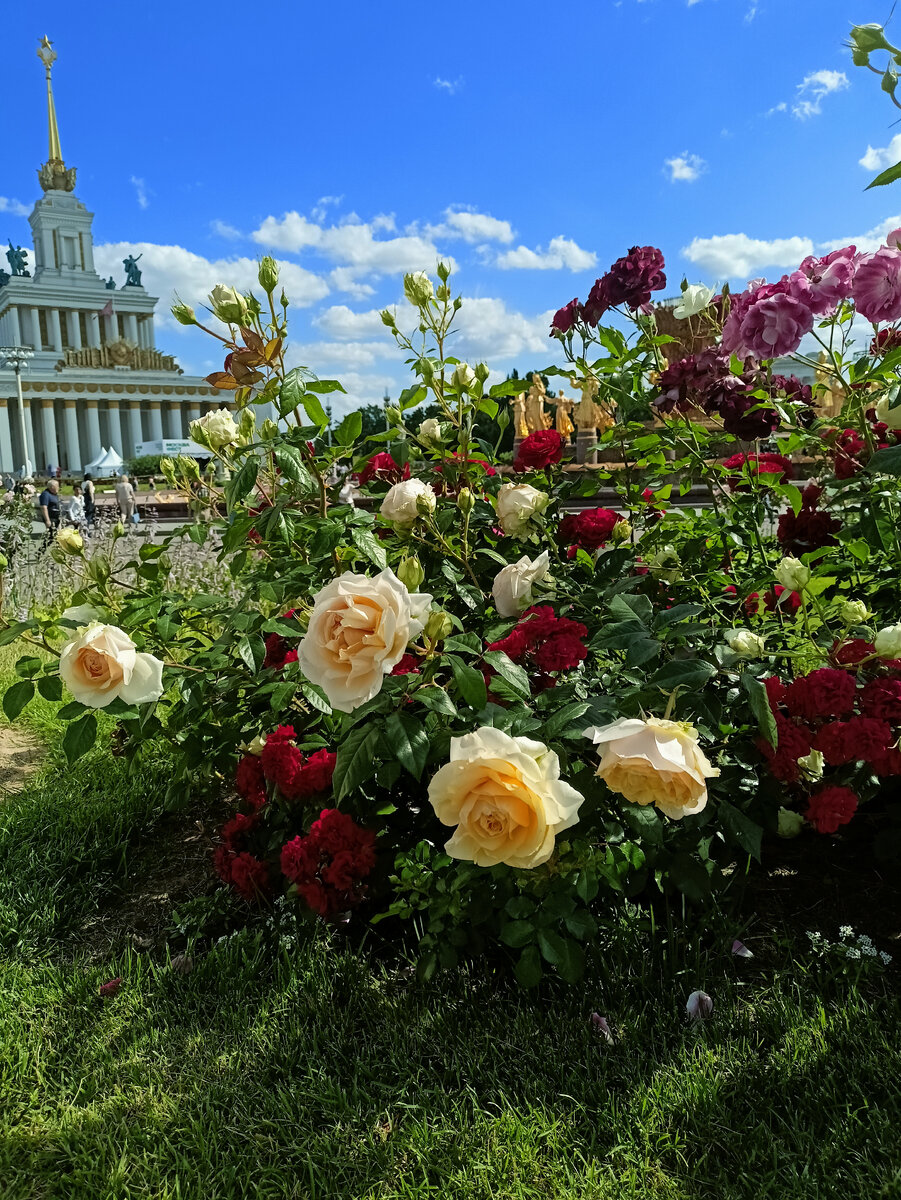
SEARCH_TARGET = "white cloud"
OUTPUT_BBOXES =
[422,207,515,244]
[792,69,849,119]
[859,133,901,172]
[0,197,30,217]
[766,102,787,116]
[665,153,706,182]
[434,76,463,95]
[495,235,597,271]
[210,219,242,240]
[681,232,814,278]
[820,215,901,254]
[92,241,330,332]
[251,211,447,279]
[328,268,375,299]
[745,0,759,21]
[314,305,393,341]
[130,176,149,209]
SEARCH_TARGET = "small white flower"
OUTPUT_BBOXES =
[403,271,434,307]
[724,628,766,658]
[672,284,714,320]
[839,599,870,626]
[775,557,811,593]
[874,624,901,659]
[686,990,713,1021]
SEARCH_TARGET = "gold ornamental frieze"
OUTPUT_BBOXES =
[56,340,181,372]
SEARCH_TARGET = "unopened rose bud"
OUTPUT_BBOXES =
[171,299,197,326]
[113,520,126,539]
[396,555,425,592]
[777,807,804,838]
[385,405,402,426]
[457,487,475,515]
[418,358,435,384]
[257,256,279,294]
[380,309,397,328]
[611,518,632,543]
[436,261,451,282]
[418,417,442,445]
[452,364,476,393]
[416,490,437,517]
[775,557,810,593]
[850,22,893,54]
[403,271,434,307]
[474,362,490,383]
[425,609,453,643]
[839,599,870,625]
[208,283,249,325]
[87,554,111,585]
[724,628,766,659]
[686,990,713,1021]
[55,527,84,556]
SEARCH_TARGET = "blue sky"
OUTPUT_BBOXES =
[3,0,900,412]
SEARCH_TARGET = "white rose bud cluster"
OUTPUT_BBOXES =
[380,478,437,526]
[724,628,766,659]
[775,557,811,593]
[492,551,550,618]
[496,483,549,538]
[190,408,239,451]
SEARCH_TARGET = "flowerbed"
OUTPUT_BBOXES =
[4,241,901,985]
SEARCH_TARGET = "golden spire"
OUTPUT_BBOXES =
[36,36,76,192]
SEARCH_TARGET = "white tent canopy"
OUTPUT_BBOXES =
[82,446,124,476]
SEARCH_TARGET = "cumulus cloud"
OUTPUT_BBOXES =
[681,232,814,278]
[92,241,330,332]
[792,69,849,119]
[665,153,706,183]
[210,219,242,239]
[820,215,901,254]
[859,133,901,172]
[0,196,30,217]
[314,305,392,341]
[495,236,597,271]
[422,207,515,244]
[130,177,149,209]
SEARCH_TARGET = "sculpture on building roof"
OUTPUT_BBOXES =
[6,242,30,277]
[123,254,143,287]
[104,276,117,289]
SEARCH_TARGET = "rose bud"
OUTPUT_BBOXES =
[257,255,279,294]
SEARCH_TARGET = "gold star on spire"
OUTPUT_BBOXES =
[36,35,76,192]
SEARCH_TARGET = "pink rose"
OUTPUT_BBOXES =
[852,246,901,323]
[788,247,858,314]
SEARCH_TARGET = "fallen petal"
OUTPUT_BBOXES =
[590,1012,615,1044]
[731,939,753,958]
[686,990,713,1021]
[99,977,122,999]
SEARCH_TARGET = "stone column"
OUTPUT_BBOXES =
[87,311,101,349]
[48,309,63,353]
[30,308,42,351]
[148,401,164,442]
[576,430,598,466]
[143,317,155,348]
[106,402,123,456]
[187,400,203,425]
[21,395,36,471]
[6,306,21,346]
[40,401,59,469]
[124,313,138,343]
[0,399,14,473]
[84,401,103,463]
[42,229,54,270]
[67,310,83,350]
[163,403,183,439]
[103,312,117,345]
[123,402,143,455]
[63,402,82,473]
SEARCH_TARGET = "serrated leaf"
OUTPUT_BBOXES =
[866,159,901,190]
[334,410,362,445]
[274,445,313,485]
[237,636,265,673]
[448,654,488,710]
[278,367,307,417]
[63,712,97,764]
[2,679,34,720]
[384,711,430,779]
[415,687,457,717]
[225,455,259,509]
[649,659,716,690]
[741,673,777,748]
[351,526,388,571]
[333,725,380,800]
[301,683,332,715]
[537,928,567,966]
[483,651,531,697]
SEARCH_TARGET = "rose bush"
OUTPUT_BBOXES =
[5,237,901,986]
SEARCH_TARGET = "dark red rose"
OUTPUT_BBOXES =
[833,638,876,665]
[716,389,780,440]
[723,451,794,489]
[356,452,410,486]
[533,632,588,673]
[235,754,266,809]
[605,245,667,310]
[763,676,788,711]
[391,653,421,676]
[784,669,857,721]
[655,351,728,414]
[551,298,581,335]
[558,507,620,551]
[758,714,812,782]
[871,327,901,356]
[805,786,858,834]
[221,810,260,846]
[228,851,271,901]
[280,809,376,917]
[777,506,840,554]
[514,429,565,471]
[814,717,891,765]
[860,677,901,721]
[872,746,901,775]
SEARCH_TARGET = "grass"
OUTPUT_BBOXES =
[1,647,899,1199]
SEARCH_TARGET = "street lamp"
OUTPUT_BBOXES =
[0,346,35,477]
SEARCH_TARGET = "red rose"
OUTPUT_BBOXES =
[235,754,266,809]
[744,585,802,618]
[763,676,788,711]
[758,714,812,782]
[814,717,891,765]
[723,451,793,489]
[391,653,421,676]
[558,507,620,551]
[805,786,858,835]
[860,677,901,721]
[356,452,410,486]
[551,298,581,334]
[533,632,588,673]
[228,851,271,901]
[833,638,876,666]
[514,429,565,471]
[872,747,901,775]
[784,669,857,721]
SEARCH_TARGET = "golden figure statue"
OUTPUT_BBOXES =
[524,373,552,433]
[509,391,529,438]
[815,351,844,417]
[550,388,575,437]
[572,376,614,433]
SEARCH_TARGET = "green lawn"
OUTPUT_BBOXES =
[1,648,899,1200]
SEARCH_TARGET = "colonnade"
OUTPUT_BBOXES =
[0,303,154,353]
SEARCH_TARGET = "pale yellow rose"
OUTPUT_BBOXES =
[492,550,550,617]
[56,527,83,556]
[297,569,432,712]
[190,408,238,450]
[380,478,436,525]
[583,717,719,820]
[428,726,584,869]
[59,622,164,709]
[496,483,549,538]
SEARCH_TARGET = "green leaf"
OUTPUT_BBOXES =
[447,654,488,711]
[575,869,599,903]
[514,945,542,988]
[237,636,265,673]
[505,895,536,920]
[609,593,653,624]
[2,679,34,721]
[334,410,362,445]
[305,378,347,395]
[351,526,388,571]
[36,675,62,702]
[564,909,598,941]
[543,701,591,740]
[536,928,568,966]
[625,638,661,668]
[649,659,716,690]
[62,712,98,764]
[719,800,763,860]
[866,160,901,190]
[866,444,901,473]
[500,920,535,949]
[301,683,332,715]
[225,455,259,508]
[384,712,430,779]
[278,367,307,417]
[415,687,457,718]
[555,938,586,984]
[656,603,705,627]
[273,445,313,485]
[668,853,712,903]
[57,701,85,721]
[741,673,777,748]
[0,621,37,648]
[334,725,380,800]
[483,651,530,697]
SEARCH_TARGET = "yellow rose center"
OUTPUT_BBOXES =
[325,598,383,661]
[79,648,111,682]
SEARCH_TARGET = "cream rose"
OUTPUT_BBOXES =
[875,623,901,659]
[208,283,248,324]
[190,408,238,450]
[59,622,164,709]
[496,483,549,538]
[583,717,720,820]
[775,557,810,593]
[875,390,901,430]
[724,628,766,658]
[492,551,550,617]
[380,478,436,526]
[297,569,432,712]
[672,284,714,319]
[418,417,442,445]
[428,726,584,868]
[56,527,83,556]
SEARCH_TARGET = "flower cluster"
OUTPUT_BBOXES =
[280,809,376,916]
[488,605,588,677]
[260,725,337,801]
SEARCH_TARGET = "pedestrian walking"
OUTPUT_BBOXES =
[68,484,86,529]
[82,473,96,527]
[38,478,61,547]
[115,473,137,524]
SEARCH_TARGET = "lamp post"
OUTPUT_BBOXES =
[0,346,35,477]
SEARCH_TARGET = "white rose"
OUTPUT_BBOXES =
[452,364,476,393]
[380,478,436,526]
[61,603,101,626]
[59,622,164,709]
[798,749,825,781]
[583,717,720,821]
[724,628,766,658]
[874,623,901,659]
[839,599,870,625]
[190,408,238,450]
[875,389,901,430]
[777,807,805,838]
[403,271,434,307]
[297,569,432,712]
[496,483,549,538]
[775,557,810,593]
[208,284,249,324]
[418,417,442,445]
[492,551,550,617]
[428,726,584,869]
[672,284,714,320]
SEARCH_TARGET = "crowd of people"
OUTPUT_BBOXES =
[1,471,141,548]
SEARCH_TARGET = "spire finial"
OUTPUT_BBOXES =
[36,36,76,192]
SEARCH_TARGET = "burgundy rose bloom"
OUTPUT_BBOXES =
[763,676,788,711]
[280,809,376,917]
[514,429,565,471]
[533,632,588,673]
[805,786,859,835]
[777,506,840,555]
[654,350,729,414]
[860,677,901,721]
[758,714,813,782]
[871,746,901,775]
[814,717,891,765]
[390,653,421,676]
[487,606,588,677]
[558,507,620,551]
[833,638,876,666]
[832,428,866,479]
[871,326,901,356]
[744,585,802,617]
[551,298,581,335]
[723,451,793,489]
[228,851,271,902]
[235,754,267,809]
[583,246,666,324]
[784,669,857,721]
[356,452,410,486]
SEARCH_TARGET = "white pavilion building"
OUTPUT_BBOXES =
[0,37,221,475]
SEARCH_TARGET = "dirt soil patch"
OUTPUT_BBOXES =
[0,728,44,794]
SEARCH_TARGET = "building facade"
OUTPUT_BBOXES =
[0,37,221,475]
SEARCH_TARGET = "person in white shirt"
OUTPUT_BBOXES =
[68,484,86,527]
